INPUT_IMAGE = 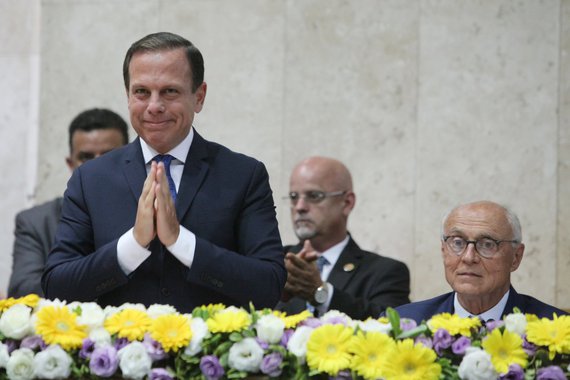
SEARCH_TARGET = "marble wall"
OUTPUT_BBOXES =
[0,0,568,308]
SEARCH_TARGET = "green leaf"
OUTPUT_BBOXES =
[386,307,402,337]
[396,324,429,339]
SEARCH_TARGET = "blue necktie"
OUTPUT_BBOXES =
[153,154,177,202]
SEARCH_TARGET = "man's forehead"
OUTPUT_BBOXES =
[444,204,510,235]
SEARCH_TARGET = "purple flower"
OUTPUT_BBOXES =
[451,336,471,355]
[324,315,349,325]
[143,334,168,361]
[433,329,452,355]
[537,366,566,380]
[299,317,322,328]
[400,318,417,331]
[20,335,47,351]
[89,345,119,378]
[200,355,225,380]
[255,337,269,350]
[149,368,174,380]
[113,337,129,351]
[330,370,353,379]
[415,335,433,349]
[280,329,294,347]
[5,340,18,354]
[522,335,538,356]
[499,364,524,380]
[80,339,96,360]
[260,352,283,377]
[485,320,504,331]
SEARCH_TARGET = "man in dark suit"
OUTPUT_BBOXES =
[276,157,410,320]
[42,32,286,313]
[395,201,568,323]
[8,108,128,297]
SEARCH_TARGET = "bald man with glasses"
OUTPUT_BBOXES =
[275,156,410,319]
[394,200,567,323]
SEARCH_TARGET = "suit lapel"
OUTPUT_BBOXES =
[327,238,363,290]
[176,130,209,221]
[122,139,148,203]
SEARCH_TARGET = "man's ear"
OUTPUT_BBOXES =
[343,191,356,217]
[65,157,74,171]
[194,82,207,113]
[510,243,524,272]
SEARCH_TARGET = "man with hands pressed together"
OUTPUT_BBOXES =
[42,32,286,312]
[276,156,410,319]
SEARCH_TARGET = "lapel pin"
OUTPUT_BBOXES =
[343,263,355,272]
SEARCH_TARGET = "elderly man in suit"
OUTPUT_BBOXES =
[395,200,567,323]
[8,108,128,297]
[276,156,410,319]
[42,32,286,312]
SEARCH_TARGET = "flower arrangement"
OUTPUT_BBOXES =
[0,294,569,380]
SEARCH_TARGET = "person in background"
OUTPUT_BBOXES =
[394,200,568,323]
[8,108,129,297]
[42,32,286,312]
[276,156,410,319]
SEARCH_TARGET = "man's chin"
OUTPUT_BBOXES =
[294,228,316,241]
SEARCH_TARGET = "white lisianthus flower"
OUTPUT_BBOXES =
[74,302,106,331]
[457,347,498,380]
[504,313,527,336]
[287,326,314,363]
[0,342,9,368]
[256,314,285,344]
[0,304,33,339]
[357,319,392,334]
[320,310,352,325]
[89,327,112,347]
[118,303,147,312]
[118,341,152,380]
[184,317,210,356]
[227,337,264,372]
[147,304,177,318]
[33,345,72,379]
[6,348,35,380]
[34,298,67,311]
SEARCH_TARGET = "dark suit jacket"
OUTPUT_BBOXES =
[394,286,569,323]
[42,131,286,312]
[8,197,63,297]
[276,237,410,320]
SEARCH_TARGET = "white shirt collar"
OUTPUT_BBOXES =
[140,127,194,164]
[319,235,350,281]
[453,289,510,321]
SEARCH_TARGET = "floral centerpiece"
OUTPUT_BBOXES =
[0,294,569,379]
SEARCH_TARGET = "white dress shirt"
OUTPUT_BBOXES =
[117,129,197,274]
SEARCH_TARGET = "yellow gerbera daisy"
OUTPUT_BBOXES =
[206,309,251,333]
[104,308,152,341]
[428,313,481,336]
[150,314,192,352]
[17,294,40,309]
[526,315,570,359]
[193,303,226,318]
[35,305,87,350]
[482,328,527,374]
[306,324,354,376]
[382,339,441,380]
[0,297,17,312]
[279,310,313,329]
[351,330,395,380]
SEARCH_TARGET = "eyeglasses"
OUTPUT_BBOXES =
[442,235,519,259]
[285,190,346,205]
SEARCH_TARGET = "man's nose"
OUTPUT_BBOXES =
[147,95,165,113]
[461,242,480,262]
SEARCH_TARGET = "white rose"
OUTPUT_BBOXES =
[33,345,72,379]
[6,348,35,380]
[287,326,314,363]
[0,304,32,339]
[118,341,152,380]
[118,303,147,312]
[146,304,177,318]
[227,337,264,372]
[0,342,9,368]
[357,319,392,334]
[89,326,112,347]
[184,317,210,356]
[504,313,527,336]
[75,302,106,331]
[103,305,121,317]
[256,314,285,344]
[458,347,498,380]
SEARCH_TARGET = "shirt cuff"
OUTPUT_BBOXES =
[166,225,196,268]
[117,228,151,275]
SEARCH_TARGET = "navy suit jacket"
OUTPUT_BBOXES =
[42,131,286,312]
[276,237,410,320]
[394,286,568,324]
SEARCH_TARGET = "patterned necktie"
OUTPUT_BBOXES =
[317,256,329,274]
[153,154,177,202]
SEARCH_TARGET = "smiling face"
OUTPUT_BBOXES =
[127,48,206,153]
[442,201,524,312]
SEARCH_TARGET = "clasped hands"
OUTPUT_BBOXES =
[281,240,324,302]
[133,161,179,248]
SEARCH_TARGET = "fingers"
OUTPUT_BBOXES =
[298,240,318,261]
[154,163,180,246]
[133,162,158,247]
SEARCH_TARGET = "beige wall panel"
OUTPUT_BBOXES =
[279,0,419,275]
[415,1,560,302]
